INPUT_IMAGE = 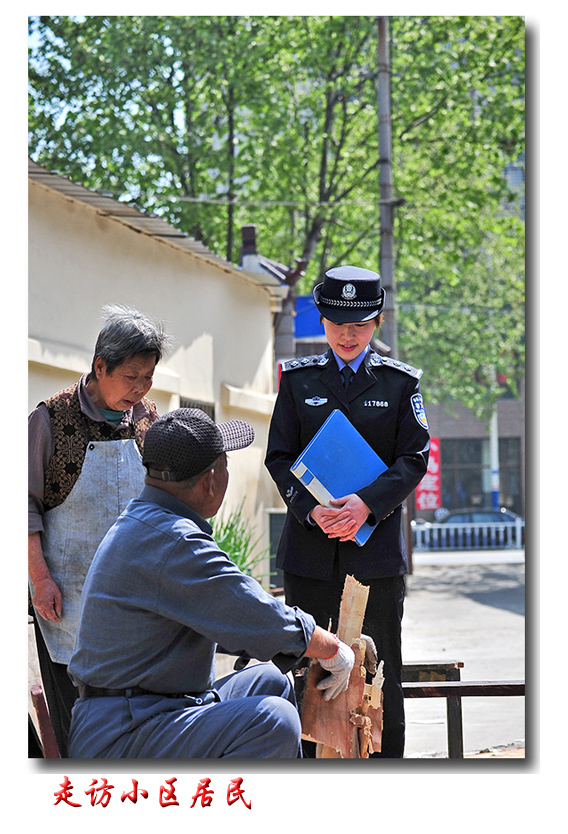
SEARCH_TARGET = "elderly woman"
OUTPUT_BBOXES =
[28,304,172,755]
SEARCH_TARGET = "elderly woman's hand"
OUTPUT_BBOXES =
[32,577,62,622]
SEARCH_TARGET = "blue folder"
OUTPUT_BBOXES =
[290,409,388,546]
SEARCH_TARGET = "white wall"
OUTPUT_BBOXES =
[29,179,283,574]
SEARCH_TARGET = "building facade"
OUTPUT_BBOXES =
[28,160,287,574]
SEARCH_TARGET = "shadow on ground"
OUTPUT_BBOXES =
[406,563,525,616]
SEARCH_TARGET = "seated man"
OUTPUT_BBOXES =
[67,408,354,758]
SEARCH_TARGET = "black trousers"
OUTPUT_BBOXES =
[284,563,406,758]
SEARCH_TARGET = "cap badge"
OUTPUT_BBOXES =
[341,283,357,300]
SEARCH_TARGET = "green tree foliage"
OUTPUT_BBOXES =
[28,15,524,421]
[28,16,281,259]
[390,17,525,420]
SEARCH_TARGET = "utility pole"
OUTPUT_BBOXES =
[377,17,415,567]
[490,407,500,509]
[376,16,398,359]
[490,370,501,510]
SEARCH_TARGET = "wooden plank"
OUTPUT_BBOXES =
[301,575,383,758]
[360,664,384,757]
[402,661,464,683]
[403,660,464,671]
[302,640,367,758]
[337,576,369,645]
[402,680,525,698]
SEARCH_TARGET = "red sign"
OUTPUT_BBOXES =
[415,437,441,512]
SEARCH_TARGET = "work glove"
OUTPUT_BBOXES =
[360,634,378,677]
[316,639,355,701]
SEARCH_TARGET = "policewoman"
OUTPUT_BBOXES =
[265,265,430,758]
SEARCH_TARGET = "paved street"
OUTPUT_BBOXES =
[402,550,525,757]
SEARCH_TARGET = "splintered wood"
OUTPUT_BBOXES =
[301,575,384,758]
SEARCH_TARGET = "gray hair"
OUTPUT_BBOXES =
[91,304,174,374]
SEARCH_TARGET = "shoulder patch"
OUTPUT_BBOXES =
[411,393,429,430]
[378,356,423,380]
[281,354,329,372]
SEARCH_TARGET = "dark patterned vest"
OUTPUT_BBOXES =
[42,382,158,511]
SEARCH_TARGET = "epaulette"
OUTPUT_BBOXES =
[372,354,423,380]
[281,354,330,372]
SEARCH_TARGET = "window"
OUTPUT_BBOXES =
[441,438,522,515]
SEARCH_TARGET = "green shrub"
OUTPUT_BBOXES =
[211,501,272,586]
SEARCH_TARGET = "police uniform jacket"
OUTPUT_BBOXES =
[265,348,430,582]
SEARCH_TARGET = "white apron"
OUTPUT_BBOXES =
[32,438,145,664]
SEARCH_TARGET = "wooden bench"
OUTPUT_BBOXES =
[402,660,464,683]
[402,677,525,758]
[402,661,465,758]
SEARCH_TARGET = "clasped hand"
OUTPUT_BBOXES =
[310,494,371,542]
